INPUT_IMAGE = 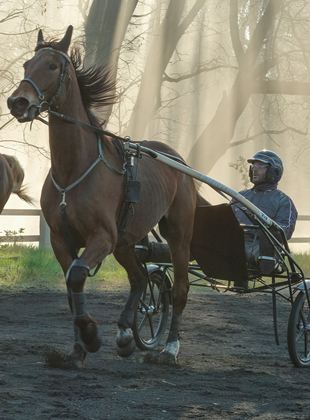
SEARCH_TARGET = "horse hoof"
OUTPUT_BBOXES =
[157,340,180,365]
[116,328,133,348]
[84,336,102,353]
[77,319,102,353]
[158,350,178,366]
[69,343,87,367]
[117,339,136,357]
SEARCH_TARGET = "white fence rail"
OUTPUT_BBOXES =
[0,209,50,248]
[0,209,309,248]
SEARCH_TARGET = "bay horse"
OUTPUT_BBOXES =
[0,154,33,212]
[7,26,198,366]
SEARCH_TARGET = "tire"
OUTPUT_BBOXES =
[287,291,310,367]
[133,269,170,351]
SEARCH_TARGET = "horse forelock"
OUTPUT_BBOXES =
[35,39,63,53]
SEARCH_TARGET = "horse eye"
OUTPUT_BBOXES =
[49,63,58,71]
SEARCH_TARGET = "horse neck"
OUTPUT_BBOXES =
[48,83,98,185]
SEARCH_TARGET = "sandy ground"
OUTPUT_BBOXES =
[0,285,309,420]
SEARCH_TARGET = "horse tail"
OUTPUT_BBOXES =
[15,185,34,205]
[1,154,34,205]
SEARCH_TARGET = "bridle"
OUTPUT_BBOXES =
[22,47,122,139]
[21,47,70,113]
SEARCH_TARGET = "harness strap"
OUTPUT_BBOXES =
[50,138,125,208]
[118,141,141,232]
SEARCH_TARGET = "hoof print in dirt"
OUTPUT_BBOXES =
[143,350,178,366]
[44,348,85,369]
[116,340,136,357]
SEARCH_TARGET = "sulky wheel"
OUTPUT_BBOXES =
[133,269,170,351]
[287,291,310,367]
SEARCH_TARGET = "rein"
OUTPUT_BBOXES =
[36,109,122,140]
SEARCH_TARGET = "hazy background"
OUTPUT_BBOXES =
[0,0,309,249]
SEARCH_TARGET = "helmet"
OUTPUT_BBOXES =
[247,150,283,183]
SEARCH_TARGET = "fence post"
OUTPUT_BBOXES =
[39,211,51,249]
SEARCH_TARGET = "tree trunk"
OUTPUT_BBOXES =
[84,0,138,69]
[84,0,138,121]
[188,0,281,172]
[127,0,205,138]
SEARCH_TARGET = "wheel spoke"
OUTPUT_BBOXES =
[296,320,306,343]
[303,330,309,360]
[299,304,310,360]
[132,270,170,351]
[146,312,155,338]
[137,313,147,331]
[288,291,310,366]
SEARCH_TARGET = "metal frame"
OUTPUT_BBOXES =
[129,141,310,353]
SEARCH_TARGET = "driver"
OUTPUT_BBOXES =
[231,150,298,273]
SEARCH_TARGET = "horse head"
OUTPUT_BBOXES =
[7,25,74,122]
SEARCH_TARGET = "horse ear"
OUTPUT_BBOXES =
[36,29,44,48]
[58,25,73,53]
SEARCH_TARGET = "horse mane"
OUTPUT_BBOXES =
[36,41,117,123]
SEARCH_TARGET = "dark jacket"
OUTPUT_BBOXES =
[231,183,298,239]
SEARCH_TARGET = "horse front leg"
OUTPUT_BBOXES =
[113,245,147,357]
[48,232,88,367]
[66,258,102,354]
[67,235,114,357]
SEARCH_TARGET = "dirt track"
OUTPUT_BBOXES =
[0,285,309,419]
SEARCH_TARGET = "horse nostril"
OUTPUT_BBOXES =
[7,96,15,110]
[7,96,30,114]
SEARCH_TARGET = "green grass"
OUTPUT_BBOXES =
[0,245,127,291]
[291,253,310,277]
[0,245,309,291]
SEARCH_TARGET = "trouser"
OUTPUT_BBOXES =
[244,229,280,275]
[244,230,260,267]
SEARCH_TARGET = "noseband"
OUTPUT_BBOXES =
[22,48,71,110]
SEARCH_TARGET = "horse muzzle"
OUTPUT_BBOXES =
[7,95,40,122]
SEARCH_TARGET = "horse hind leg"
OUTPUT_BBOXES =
[113,246,147,357]
[160,239,190,364]
[158,193,195,364]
